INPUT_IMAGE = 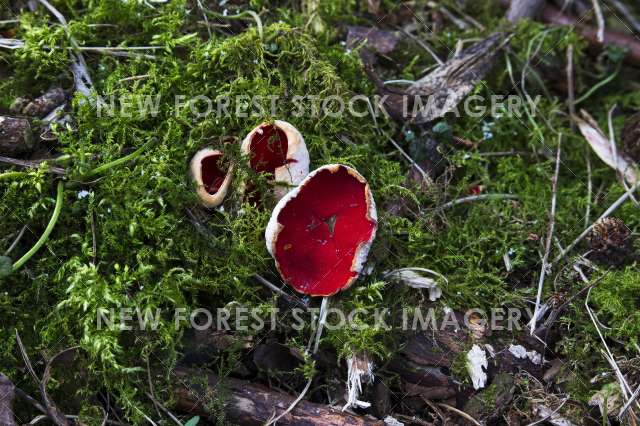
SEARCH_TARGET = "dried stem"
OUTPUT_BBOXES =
[590,0,605,42]
[553,180,640,263]
[531,135,562,335]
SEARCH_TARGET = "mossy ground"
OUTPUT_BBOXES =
[1,0,640,423]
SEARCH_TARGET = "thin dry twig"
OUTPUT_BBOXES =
[620,385,640,419]
[15,331,73,426]
[553,180,640,263]
[145,392,183,426]
[36,0,93,97]
[0,156,66,175]
[265,297,330,426]
[566,45,575,130]
[609,0,640,33]
[91,210,98,265]
[585,152,592,227]
[398,27,443,65]
[253,274,307,310]
[531,135,562,335]
[4,225,27,256]
[583,275,640,415]
[590,0,605,42]
[436,403,481,426]
[435,193,518,212]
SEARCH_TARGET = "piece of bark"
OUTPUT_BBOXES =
[22,88,67,117]
[401,329,467,369]
[404,382,457,401]
[506,0,545,22]
[173,367,384,426]
[253,341,302,372]
[0,116,35,157]
[371,379,391,418]
[407,33,508,123]
[0,373,17,426]
[621,111,640,163]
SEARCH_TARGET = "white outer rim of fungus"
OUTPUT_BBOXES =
[189,148,233,208]
[265,164,377,296]
[241,119,310,199]
[466,344,488,390]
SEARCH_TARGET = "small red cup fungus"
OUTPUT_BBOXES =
[265,164,377,296]
[190,148,233,208]
[241,120,309,199]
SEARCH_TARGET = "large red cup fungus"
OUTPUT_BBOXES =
[190,148,233,208]
[241,120,309,199]
[265,164,377,296]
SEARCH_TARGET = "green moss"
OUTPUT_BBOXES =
[1,0,639,422]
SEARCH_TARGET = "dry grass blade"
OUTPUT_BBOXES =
[531,135,562,335]
[590,0,605,43]
[407,33,510,123]
[41,347,79,426]
[15,330,39,383]
[14,331,74,426]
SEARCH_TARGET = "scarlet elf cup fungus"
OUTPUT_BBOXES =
[190,148,233,208]
[265,164,377,297]
[241,120,309,199]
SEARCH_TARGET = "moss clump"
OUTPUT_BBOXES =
[1,0,639,423]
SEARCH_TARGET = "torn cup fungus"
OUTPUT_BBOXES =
[190,148,233,208]
[265,164,377,296]
[241,120,309,199]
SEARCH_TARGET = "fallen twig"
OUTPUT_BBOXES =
[531,134,562,335]
[436,403,481,426]
[15,331,71,426]
[253,274,308,310]
[173,367,384,425]
[553,180,640,263]
[4,225,27,256]
[36,0,94,97]
[0,156,66,175]
[609,0,640,34]
[435,193,518,212]
[590,0,605,43]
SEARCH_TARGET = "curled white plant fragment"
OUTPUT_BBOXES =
[383,415,405,426]
[575,110,638,185]
[384,267,446,301]
[466,344,488,390]
[508,344,543,365]
[343,352,374,411]
[241,120,309,199]
[190,148,233,208]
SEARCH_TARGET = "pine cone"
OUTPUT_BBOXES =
[587,217,633,265]
[622,112,640,163]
